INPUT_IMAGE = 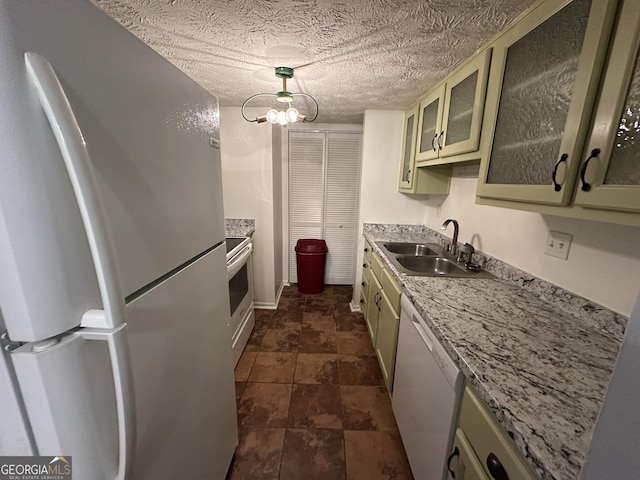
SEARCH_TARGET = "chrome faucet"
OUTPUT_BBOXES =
[440,219,459,258]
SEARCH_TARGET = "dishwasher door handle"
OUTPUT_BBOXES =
[411,315,434,351]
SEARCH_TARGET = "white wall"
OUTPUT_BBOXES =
[359,110,430,225]
[352,110,434,304]
[423,165,640,316]
[220,106,278,306]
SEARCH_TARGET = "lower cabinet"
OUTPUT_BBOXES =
[361,243,402,392]
[447,386,538,480]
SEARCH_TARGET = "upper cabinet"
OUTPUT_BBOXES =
[416,49,492,166]
[476,0,620,206]
[398,104,451,195]
[573,0,640,213]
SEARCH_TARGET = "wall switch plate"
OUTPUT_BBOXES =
[544,230,572,260]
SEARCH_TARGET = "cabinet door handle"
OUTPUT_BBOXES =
[405,168,411,181]
[361,281,365,287]
[579,148,600,192]
[363,263,367,268]
[551,153,568,192]
[486,452,509,480]
[446,446,459,478]
[437,131,444,150]
[432,133,438,152]
[364,248,369,252]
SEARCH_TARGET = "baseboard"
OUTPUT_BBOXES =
[254,281,287,310]
[349,300,361,313]
[254,301,278,310]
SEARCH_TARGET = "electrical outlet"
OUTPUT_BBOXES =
[544,230,572,260]
[435,203,442,219]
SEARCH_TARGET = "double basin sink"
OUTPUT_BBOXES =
[376,241,494,279]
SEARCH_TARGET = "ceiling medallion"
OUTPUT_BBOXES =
[241,66,318,126]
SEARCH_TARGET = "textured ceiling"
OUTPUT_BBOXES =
[92,0,537,124]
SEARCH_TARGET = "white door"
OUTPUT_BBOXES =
[126,245,237,479]
[288,131,362,285]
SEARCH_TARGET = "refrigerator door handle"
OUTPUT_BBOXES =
[24,52,124,330]
[81,324,136,480]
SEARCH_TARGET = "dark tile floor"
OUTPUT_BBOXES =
[227,285,413,480]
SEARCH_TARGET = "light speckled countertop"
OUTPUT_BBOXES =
[363,224,626,480]
[225,218,255,238]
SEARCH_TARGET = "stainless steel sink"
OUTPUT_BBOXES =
[393,255,494,278]
[375,240,494,278]
[395,256,466,275]
[379,241,441,256]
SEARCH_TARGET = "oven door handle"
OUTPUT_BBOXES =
[227,243,253,278]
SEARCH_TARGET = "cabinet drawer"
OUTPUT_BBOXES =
[458,386,537,480]
[380,267,402,314]
[371,252,385,280]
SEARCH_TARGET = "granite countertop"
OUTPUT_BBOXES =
[363,224,626,480]
[225,218,255,238]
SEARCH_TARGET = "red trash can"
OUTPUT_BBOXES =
[295,239,328,294]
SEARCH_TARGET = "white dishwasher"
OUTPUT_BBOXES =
[393,294,463,480]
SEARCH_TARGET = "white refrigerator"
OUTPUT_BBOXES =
[0,0,238,478]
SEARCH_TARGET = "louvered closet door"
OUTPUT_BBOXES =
[288,131,362,285]
[289,132,324,283]
[324,133,361,284]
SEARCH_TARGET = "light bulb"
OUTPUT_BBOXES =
[266,109,278,124]
[286,107,299,123]
[277,111,287,125]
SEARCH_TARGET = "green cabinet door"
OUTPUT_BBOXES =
[440,49,492,159]
[416,85,445,163]
[446,429,491,480]
[375,290,400,392]
[416,49,492,166]
[574,0,640,213]
[365,273,382,343]
[477,0,619,205]
[398,104,419,192]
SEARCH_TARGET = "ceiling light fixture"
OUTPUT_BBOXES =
[241,66,318,126]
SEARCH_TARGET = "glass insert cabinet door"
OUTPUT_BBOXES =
[398,104,419,190]
[476,0,619,206]
[573,0,640,213]
[439,48,491,158]
[415,49,491,164]
[416,85,445,163]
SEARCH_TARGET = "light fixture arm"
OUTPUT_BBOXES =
[241,93,276,122]
[291,93,318,122]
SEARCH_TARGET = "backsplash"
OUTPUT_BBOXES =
[363,223,628,340]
